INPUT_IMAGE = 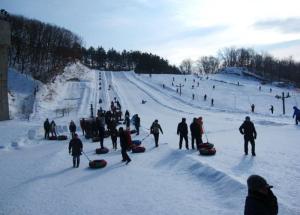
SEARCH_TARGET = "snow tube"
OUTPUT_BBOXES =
[48,136,57,140]
[132,146,145,153]
[95,147,109,154]
[198,142,214,149]
[199,147,216,156]
[130,130,137,134]
[92,136,100,142]
[132,140,142,146]
[89,160,107,169]
[57,135,67,140]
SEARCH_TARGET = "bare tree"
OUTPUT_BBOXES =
[179,59,193,74]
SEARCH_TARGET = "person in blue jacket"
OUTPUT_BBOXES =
[293,106,300,125]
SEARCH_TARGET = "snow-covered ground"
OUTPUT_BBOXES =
[0,63,299,215]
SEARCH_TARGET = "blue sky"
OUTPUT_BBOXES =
[2,0,300,65]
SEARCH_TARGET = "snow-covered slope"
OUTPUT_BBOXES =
[1,64,299,215]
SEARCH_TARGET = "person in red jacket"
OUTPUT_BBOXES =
[119,127,131,164]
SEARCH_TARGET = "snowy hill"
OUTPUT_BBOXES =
[0,63,299,215]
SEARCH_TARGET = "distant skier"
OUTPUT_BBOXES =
[270,105,274,114]
[44,118,50,139]
[212,85,215,89]
[150,119,163,147]
[251,104,255,113]
[50,120,57,138]
[293,106,300,125]
[244,175,278,215]
[259,86,261,91]
[192,94,195,100]
[204,94,207,101]
[211,98,214,106]
[177,118,189,150]
[119,127,131,164]
[269,88,272,93]
[80,118,86,136]
[69,120,76,138]
[239,116,257,156]
[68,133,83,168]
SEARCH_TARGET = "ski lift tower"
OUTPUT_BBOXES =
[0,10,11,121]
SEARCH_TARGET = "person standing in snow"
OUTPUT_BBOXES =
[196,117,204,146]
[68,133,83,168]
[190,118,201,150]
[293,106,300,125]
[111,126,118,150]
[251,104,255,113]
[124,115,130,130]
[239,116,257,156]
[177,118,189,150]
[80,118,86,136]
[150,119,163,147]
[134,114,140,135]
[119,127,131,164]
[270,105,274,114]
[69,120,76,139]
[50,120,57,138]
[44,118,50,139]
[244,175,278,215]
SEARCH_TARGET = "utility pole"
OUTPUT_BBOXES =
[0,10,11,121]
[275,92,291,115]
[176,83,184,96]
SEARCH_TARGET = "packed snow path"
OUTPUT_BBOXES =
[1,65,299,215]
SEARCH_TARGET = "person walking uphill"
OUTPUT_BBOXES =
[68,133,83,168]
[134,114,140,135]
[119,127,131,164]
[239,116,257,156]
[177,118,189,149]
[150,119,163,147]
[244,175,278,215]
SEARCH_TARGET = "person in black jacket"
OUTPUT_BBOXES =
[190,118,200,150]
[134,114,140,135]
[68,133,83,168]
[177,118,189,149]
[69,120,76,138]
[119,127,131,164]
[44,118,50,139]
[244,175,278,215]
[150,119,163,147]
[239,116,257,156]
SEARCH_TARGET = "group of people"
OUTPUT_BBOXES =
[176,117,204,150]
[43,118,57,139]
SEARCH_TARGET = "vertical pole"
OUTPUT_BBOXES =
[282,92,285,115]
[0,19,11,121]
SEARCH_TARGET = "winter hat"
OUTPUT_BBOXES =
[245,116,250,121]
[247,175,273,191]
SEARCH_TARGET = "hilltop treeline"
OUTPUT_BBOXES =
[8,14,82,82]
[189,47,300,85]
[7,14,179,82]
[82,47,180,74]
